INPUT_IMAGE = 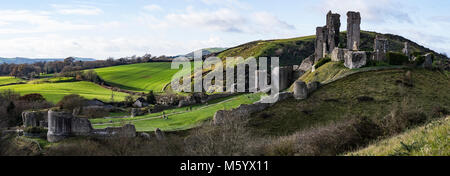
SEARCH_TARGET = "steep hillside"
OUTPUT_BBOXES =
[347,116,449,156]
[248,68,450,136]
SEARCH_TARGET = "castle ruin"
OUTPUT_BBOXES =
[315,11,341,62]
[347,11,361,51]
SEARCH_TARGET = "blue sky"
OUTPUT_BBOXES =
[0,0,449,59]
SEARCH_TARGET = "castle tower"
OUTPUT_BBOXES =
[347,11,361,50]
[326,11,341,54]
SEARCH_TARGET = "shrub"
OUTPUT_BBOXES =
[56,94,87,111]
[24,126,47,134]
[315,57,331,69]
[146,90,156,105]
[387,52,409,65]
[19,94,46,102]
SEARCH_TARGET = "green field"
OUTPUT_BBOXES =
[0,76,24,86]
[94,62,187,92]
[0,81,129,103]
[347,116,449,156]
[91,93,261,132]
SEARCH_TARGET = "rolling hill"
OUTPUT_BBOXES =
[94,62,185,93]
[0,80,129,103]
[0,76,24,86]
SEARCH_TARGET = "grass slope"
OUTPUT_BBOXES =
[217,35,315,66]
[94,62,184,92]
[214,31,446,68]
[0,76,24,86]
[91,93,261,132]
[0,81,129,103]
[249,68,450,136]
[347,116,449,156]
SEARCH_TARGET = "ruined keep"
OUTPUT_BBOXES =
[347,12,361,51]
[315,11,341,62]
[47,110,136,142]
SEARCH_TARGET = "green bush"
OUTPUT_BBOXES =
[24,126,47,134]
[366,60,390,67]
[387,52,409,65]
[414,55,426,65]
[315,57,331,69]
[56,94,87,111]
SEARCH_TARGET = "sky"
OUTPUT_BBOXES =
[0,0,449,60]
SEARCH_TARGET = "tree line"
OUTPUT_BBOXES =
[0,54,174,79]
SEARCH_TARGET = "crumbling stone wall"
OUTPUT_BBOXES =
[315,11,341,62]
[373,35,388,61]
[47,110,73,142]
[22,110,48,128]
[347,11,361,50]
[47,110,136,142]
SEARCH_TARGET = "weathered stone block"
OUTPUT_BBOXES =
[344,51,367,69]
[331,48,346,62]
[299,55,314,72]
[293,81,308,100]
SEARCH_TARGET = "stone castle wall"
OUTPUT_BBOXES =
[47,110,136,142]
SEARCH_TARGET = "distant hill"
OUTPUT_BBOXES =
[168,48,227,59]
[0,57,96,64]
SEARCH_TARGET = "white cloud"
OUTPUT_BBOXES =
[143,4,163,12]
[0,10,94,34]
[141,7,295,35]
[318,0,412,23]
[51,4,103,15]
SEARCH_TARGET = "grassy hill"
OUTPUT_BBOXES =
[0,76,24,86]
[347,116,449,156]
[0,80,129,103]
[248,68,450,136]
[184,47,227,58]
[91,93,261,132]
[217,35,315,66]
[213,31,447,67]
[94,62,185,93]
